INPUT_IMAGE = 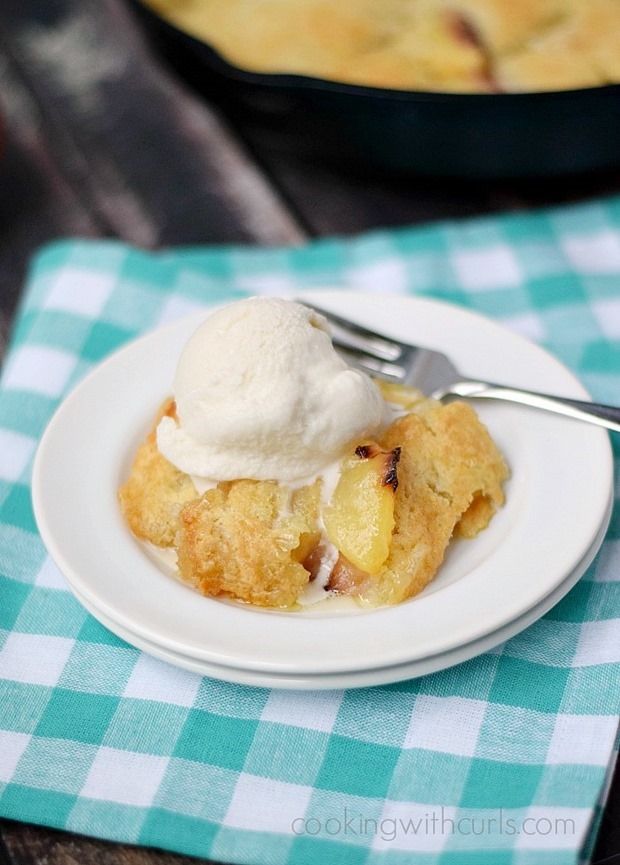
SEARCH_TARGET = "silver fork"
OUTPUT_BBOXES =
[307,303,620,434]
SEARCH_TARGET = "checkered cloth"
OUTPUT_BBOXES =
[1,197,619,865]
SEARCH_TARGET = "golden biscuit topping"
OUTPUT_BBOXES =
[141,0,620,93]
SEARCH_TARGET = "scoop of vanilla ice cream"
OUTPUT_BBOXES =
[156,297,386,483]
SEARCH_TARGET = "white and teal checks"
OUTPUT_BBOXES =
[1,196,619,865]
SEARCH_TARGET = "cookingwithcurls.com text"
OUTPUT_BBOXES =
[291,807,577,842]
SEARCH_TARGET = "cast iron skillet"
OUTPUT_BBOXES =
[130,0,620,179]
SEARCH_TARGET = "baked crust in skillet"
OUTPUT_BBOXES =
[140,0,620,93]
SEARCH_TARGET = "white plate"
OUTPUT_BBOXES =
[32,292,614,688]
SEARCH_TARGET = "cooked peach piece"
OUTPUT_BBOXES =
[323,443,400,574]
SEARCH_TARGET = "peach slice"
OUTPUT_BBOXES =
[323,443,400,574]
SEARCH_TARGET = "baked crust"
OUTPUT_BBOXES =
[142,0,620,93]
[118,399,199,547]
[175,480,321,607]
[369,399,508,604]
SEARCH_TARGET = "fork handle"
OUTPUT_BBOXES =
[442,381,620,433]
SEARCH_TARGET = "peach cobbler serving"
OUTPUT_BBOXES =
[119,298,509,609]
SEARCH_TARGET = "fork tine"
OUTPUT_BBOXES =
[304,302,405,362]
[302,300,458,393]
[332,344,406,382]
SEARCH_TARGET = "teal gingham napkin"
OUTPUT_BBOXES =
[1,197,620,865]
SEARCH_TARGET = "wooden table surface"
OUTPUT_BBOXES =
[0,2,618,863]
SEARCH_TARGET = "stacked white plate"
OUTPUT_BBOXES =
[32,293,614,689]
